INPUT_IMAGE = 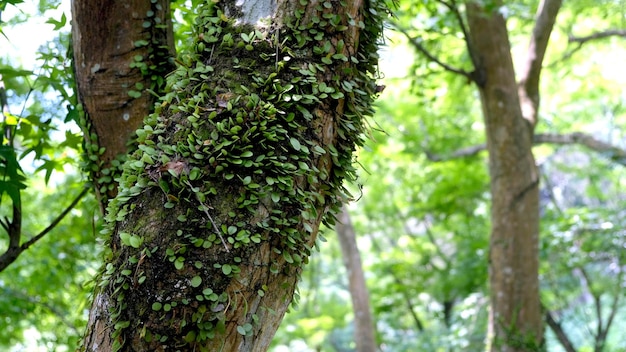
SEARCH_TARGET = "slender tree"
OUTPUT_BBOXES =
[73,0,388,351]
[336,205,377,352]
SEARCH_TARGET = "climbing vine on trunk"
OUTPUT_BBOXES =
[79,0,388,350]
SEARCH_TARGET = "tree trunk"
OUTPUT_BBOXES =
[336,205,377,352]
[466,3,543,351]
[72,0,175,204]
[76,0,387,351]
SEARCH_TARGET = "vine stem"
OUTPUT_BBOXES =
[183,179,229,252]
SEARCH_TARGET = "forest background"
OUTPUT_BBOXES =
[1,0,626,351]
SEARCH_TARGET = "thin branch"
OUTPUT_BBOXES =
[0,187,89,272]
[548,29,626,67]
[183,180,229,252]
[366,225,426,332]
[569,29,626,44]
[0,217,8,232]
[420,218,452,271]
[391,22,474,81]
[535,132,626,164]
[595,268,622,352]
[397,277,425,332]
[0,199,23,272]
[546,43,583,68]
[425,143,486,161]
[538,165,564,214]
[544,308,577,352]
[517,0,563,127]
[20,187,90,251]
[435,0,481,72]
[424,132,626,165]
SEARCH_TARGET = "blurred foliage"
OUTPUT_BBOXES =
[0,176,100,350]
[1,0,626,351]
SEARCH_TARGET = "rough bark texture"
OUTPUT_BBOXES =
[466,3,543,351]
[72,0,175,202]
[336,205,377,352]
[78,0,386,351]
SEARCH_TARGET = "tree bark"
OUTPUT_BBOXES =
[72,0,175,203]
[76,0,387,351]
[466,3,543,351]
[336,205,377,352]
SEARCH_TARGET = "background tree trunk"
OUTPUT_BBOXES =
[76,0,387,351]
[336,205,377,352]
[466,3,543,351]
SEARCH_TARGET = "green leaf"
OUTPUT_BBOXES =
[289,137,301,151]
[237,325,246,335]
[119,232,131,247]
[45,12,67,30]
[128,90,142,98]
[190,276,202,287]
[0,68,33,78]
[0,145,27,206]
[222,264,232,275]
[129,235,143,248]
[175,257,185,270]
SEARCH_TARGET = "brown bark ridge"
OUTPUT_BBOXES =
[72,0,175,204]
[466,3,543,351]
[79,0,388,351]
[336,205,377,352]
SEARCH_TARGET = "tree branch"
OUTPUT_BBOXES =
[0,199,23,273]
[424,132,626,165]
[596,287,620,351]
[435,0,481,76]
[425,143,486,161]
[366,222,426,332]
[391,22,474,81]
[569,29,626,44]
[0,187,89,272]
[517,0,563,128]
[545,308,576,352]
[548,29,626,67]
[20,187,90,251]
[535,132,626,164]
